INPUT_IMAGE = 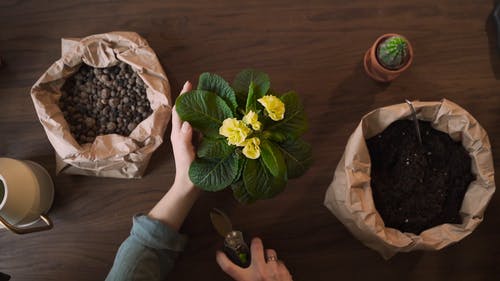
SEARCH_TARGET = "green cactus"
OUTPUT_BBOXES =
[376,36,409,70]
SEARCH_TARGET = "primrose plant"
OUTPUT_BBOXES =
[175,69,312,203]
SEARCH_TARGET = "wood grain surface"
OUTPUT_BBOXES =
[1,0,499,280]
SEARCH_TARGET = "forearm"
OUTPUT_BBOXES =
[148,176,200,231]
[107,81,198,281]
[105,215,188,281]
[106,178,199,281]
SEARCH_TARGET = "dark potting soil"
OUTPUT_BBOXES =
[366,120,474,234]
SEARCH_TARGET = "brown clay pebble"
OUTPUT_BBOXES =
[366,120,475,234]
[100,75,110,82]
[127,122,137,132]
[59,63,153,144]
[108,98,119,108]
[101,89,109,99]
[84,117,95,128]
[107,122,117,131]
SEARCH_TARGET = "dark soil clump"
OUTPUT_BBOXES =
[366,120,474,234]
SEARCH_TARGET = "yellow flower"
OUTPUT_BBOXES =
[242,137,261,159]
[257,95,285,121]
[242,110,262,131]
[219,118,251,146]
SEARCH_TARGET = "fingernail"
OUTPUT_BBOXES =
[183,81,191,90]
[181,121,190,133]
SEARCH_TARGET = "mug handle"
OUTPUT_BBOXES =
[0,214,53,234]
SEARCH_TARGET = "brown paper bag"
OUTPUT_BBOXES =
[30,32,171,178]
[324,99,495,259]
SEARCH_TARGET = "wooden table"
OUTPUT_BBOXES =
[1,1,499,280]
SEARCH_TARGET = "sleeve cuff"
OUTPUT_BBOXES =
[130,214,188,252]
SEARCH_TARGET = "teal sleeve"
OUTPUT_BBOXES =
[105,214,188,281]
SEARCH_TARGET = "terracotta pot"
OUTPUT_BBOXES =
[363,33,413,82]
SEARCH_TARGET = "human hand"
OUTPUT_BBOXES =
[216,238,293,281]
[171,81,196,189]
[147,82,198,230]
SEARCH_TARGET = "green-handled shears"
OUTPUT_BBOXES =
[210,208,251,268]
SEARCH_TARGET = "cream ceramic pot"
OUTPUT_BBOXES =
[0,158,54,234]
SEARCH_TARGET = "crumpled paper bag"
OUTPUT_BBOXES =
[324,99,495,259]
[30,32,171,178]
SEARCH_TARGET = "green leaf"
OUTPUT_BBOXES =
[198,72,238,112]
[262,131,287,142]
[277,138,312,179]
[265,91,307,138]
[197,138,234,159]
[233,69,270,105]
[233,152,246,183]
[175,90,233,137]
[245,81,257,112]
[243,158,286,199]
[260,140,286,178]
[231,180,256,204]
[189,153,240,191]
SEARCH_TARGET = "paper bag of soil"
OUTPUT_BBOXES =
[324,99,495,259]
[30,32,171,178]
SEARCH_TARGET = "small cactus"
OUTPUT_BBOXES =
[376,36,409,70]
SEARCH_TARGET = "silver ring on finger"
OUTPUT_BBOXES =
[266,255,278,262]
